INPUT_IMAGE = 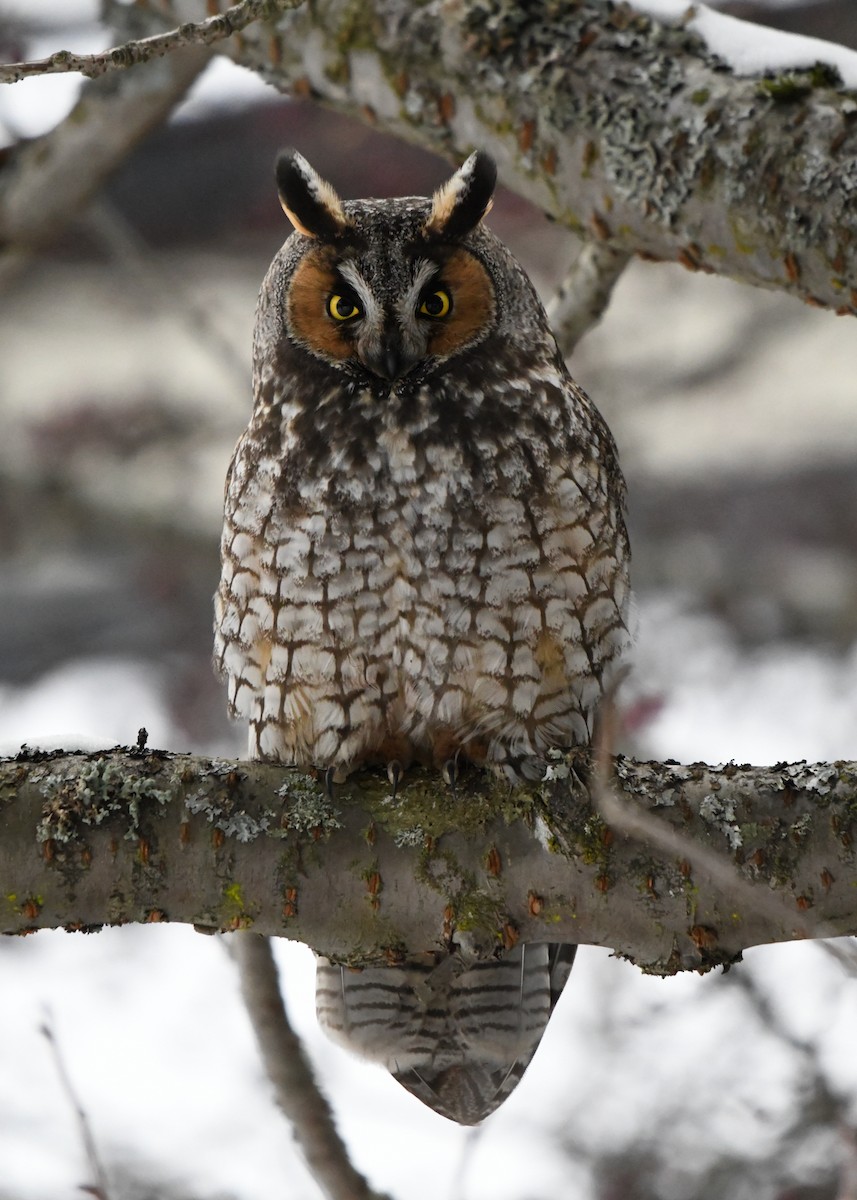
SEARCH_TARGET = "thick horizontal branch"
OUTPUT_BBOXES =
[1,747,854,974]
[203,0,857,315]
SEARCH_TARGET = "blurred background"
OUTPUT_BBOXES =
[2,1,857,1197]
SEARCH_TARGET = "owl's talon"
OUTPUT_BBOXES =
[324,766,337,800]
[441,758,459,793]
[387,760,404,801]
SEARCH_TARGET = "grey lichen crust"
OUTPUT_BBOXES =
[36,754,175,844]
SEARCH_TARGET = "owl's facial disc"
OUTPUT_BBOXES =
[286,246,495,384]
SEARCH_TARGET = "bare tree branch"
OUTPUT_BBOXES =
[2,748,856,974]
[0,0,291,83]
[42,1015,113,1200]
[232,934,392,1200]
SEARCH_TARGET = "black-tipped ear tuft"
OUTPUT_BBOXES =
[275,149,349,240]
[424,151,497,241]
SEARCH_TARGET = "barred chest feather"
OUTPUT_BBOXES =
[215,363,628,781]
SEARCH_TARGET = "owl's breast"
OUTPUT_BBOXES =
[216,395,629,777]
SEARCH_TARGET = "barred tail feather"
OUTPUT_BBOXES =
[316,942,577,1124]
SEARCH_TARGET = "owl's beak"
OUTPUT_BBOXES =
[362,335,414,382]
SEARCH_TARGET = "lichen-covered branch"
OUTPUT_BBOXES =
[5,2,857,316]
[188,0,857,315]
[1,747,855,976]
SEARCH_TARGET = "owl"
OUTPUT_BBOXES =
[215,150,630,1123]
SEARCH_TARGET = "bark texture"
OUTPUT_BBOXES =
[1,747,854,975]
[194,0,857,315]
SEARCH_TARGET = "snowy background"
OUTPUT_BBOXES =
[2,1,857,1197]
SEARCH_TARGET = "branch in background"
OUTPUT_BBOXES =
[42,1015,113,1200]
[232,934,392,1200]
[2,748,856,973]
[0,44,211,276]
[0,0,289,83]
[546,243,632,358]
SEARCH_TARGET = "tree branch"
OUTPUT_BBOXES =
[0,0,291,83]
[200,0,857,315]
[546,243,633,358]
[7,2,857,316]
[2,747,855,974]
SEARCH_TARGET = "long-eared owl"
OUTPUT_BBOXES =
[215,150,630,1124]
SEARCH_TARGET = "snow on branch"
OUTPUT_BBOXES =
[1,747,855,974]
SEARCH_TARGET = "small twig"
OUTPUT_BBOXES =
[0,0,292,83]
[41,1015,112,1200]
[546,241,631,357]
[231,933,393,1200]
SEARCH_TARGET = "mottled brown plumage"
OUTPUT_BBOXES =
[215,150,630,1122]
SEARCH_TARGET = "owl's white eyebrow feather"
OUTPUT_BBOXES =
[411,259,440,291]
[337,261,381,323]
[401,259,441,315]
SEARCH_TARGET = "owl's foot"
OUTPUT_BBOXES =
[324,765,337,800]
[387,759,404,801]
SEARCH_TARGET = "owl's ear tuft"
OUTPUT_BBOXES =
[424,151,497,241]
[275,149,349,240]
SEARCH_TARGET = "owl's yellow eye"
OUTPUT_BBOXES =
[419,289,451,319]
[328,293,362,321]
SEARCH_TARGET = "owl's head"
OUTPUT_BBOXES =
[265,150,507,387]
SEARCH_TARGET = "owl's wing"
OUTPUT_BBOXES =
[317,942,577,1125]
